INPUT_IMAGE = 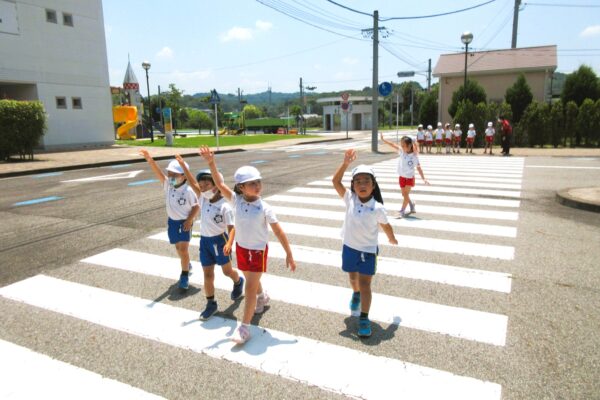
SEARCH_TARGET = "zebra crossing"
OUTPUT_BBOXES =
[274,138,372,153]
[0,155,525,399]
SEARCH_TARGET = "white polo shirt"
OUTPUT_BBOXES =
[445,129,453,139]
[485,127,495,137]
[396,149,420,178]
[425,131,433,141]
[416,130,424,140]
[341,190,389,254]
[467,129,476,138]
[435,129,444,140]
[454,129,462,138]
[230,193,278,250]
[164,181,199,221]
[200,196,234,237]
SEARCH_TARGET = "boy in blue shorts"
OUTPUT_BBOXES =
[140,150,199,290]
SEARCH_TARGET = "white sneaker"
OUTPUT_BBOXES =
[409,202,416,214]
[231,324,251,344]
[255,292,270,314]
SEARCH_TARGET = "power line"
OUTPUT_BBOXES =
[523,2,600,7]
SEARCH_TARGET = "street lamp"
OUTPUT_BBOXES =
[141,61,154,143]
[461,32,473,90]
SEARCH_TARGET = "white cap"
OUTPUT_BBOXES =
[455,123,460,128]
[196,168,223,182]
[487,121,493,127]
[166,159,187,175]
[469,123,475,128]
[351,164,375,178]
[418,124,423,128]
[234,166,262,184]
[437,122,442,127]
[427,125,433,130]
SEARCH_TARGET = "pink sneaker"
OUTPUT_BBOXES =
[255,292,270,314]
[231,324,251,344]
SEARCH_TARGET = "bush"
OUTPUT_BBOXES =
[448,80,487,118]
[577,98,596,146]
[593,99,600,147]
[519,101,549,147]
[505,74,533,124]
[564,101,578,147]
[549,102,564,148]
[418,92,438,128]
[0,100,46,161]
[562,65,600,106]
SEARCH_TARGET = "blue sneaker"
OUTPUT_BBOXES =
[358,318,372,337]
[178,273,189,290]
[349,293,360,312]
[231,276,245,300]
[200,301,218,320]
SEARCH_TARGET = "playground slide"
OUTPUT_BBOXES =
[117,120,138,140]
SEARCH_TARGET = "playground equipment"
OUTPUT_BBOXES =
[113,106,138,140]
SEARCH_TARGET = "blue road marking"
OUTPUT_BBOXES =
[13,196,63,207]
[32,172,63,178]
[288,155,302,158]
[111,164,132,168]
[307,151,328,155]
[250,160,267,164]
[128,179,159,186]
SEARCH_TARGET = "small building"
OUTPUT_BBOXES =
[433,45,557,123]
[0,0,113,149]
[317,96,383,131]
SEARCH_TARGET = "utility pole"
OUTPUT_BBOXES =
[427,58,432,92]
[371,10,379,153]
[511,0,521,48]
[299,77,304,135]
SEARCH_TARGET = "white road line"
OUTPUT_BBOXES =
[266,242,512,293]
[375,166,523,174]
[270,205,517,237]
[335,178,520,190]
[308,180,522,198]
[0,339,165,400]
[0,275,502,399]
[269,193,520,220]
[82,248,508,346]
[336,173,523,184]
[525,165,600,170]
[286,187,521,208]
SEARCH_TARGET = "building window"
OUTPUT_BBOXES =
[46,9,57,23]
[62,13,73,27]
[56,97,67,109]
[72,97,82,109]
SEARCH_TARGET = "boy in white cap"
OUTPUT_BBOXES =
[444,123,453,154]
[416,124,425,148]
[199,145,296,345]
[435,122,444,154]
[466,123,476,153]
[332,149,398,338]
[453,123,462,153]
[174,155,244,321]
[139,150,199,290]
[425,125,433,153]
[484,121,495,155]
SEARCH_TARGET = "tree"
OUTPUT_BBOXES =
[187,109,212,133]
[242,104,263,119]
[564,101,578,147]
[561,65,600,106]
[165,84,184,133]
[549,102,564,148]
[594,99,600,147]
[519,101,549,147]
[418,91,438,128]
[505,74,533,124]
[448,80,487,118]
[453,100,476,140]
[577,98,595,146]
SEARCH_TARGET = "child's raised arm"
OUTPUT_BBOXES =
[379,132,400,151]
[332,149,356,198]
[175,154,200,196]
[139,149,166,184]
[199,145,234,201]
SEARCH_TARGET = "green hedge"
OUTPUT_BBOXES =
[0,100,46,160]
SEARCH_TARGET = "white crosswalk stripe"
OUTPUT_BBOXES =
[0,155,525,399]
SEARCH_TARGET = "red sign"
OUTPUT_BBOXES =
[341,102,349,111]
[341,92,350,102]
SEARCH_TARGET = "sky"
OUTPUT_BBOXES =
[102,0,600,96]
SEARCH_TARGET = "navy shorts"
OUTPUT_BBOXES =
[200,233,231,267]
[167,218,191,244]
[341,245,377,276]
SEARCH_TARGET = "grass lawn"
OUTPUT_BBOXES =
[116,134,317,148]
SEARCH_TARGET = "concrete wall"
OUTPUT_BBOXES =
[0,0,114,149]
[322,104,372,131]
[437,70,550,123]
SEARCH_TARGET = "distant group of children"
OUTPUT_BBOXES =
[139,130,433,344]
[415,121,497,155]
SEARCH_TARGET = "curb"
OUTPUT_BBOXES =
[556,187,600,213]
[0,148,244,179]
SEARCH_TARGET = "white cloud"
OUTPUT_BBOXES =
[580,25,600,38]
[156,46,174,59]
[334,71,353,80]
[255,20,273,31]
[221,27,254,42]
[342,57,359,65]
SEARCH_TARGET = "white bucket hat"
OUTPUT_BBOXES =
[166,159,187,175]
[427,125,433,130]
[469,123,475,128]
[196,168,223,182]
[455,123,460,128]
[418,124,423,128]
[487,121,493,127]
[234,166,262,184]
[351,164,376,178]
[437,122,442,127]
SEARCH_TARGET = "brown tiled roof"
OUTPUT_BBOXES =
[433,45,557,77]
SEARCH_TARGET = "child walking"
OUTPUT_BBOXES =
[380,133,430,217]
[435,122,444,154]
[466,123,476,154]
[444,123,453,154]
[199,145,296,344]
[453,123,462,153]
[140,150,199,290]
[425,125,433,154]
[174,155,245,320]
[332,149,398,338]
[484,121,495,155]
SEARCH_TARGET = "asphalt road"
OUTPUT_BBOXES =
[0,134,599,399]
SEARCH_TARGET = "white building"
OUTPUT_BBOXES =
[0,0,113,149]
[317,96,383,131]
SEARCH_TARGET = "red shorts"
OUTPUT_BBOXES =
[445,138,452,144]
[425,140,433,146]
[399,176,415,188]
[236,243,268,272]
[435,139,442,144]
[453,137,461,142]
[417,139,424,145]
[485,136,494,143]
[467,137,474,144]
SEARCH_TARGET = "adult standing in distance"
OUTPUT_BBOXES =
[498,116,512,156]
